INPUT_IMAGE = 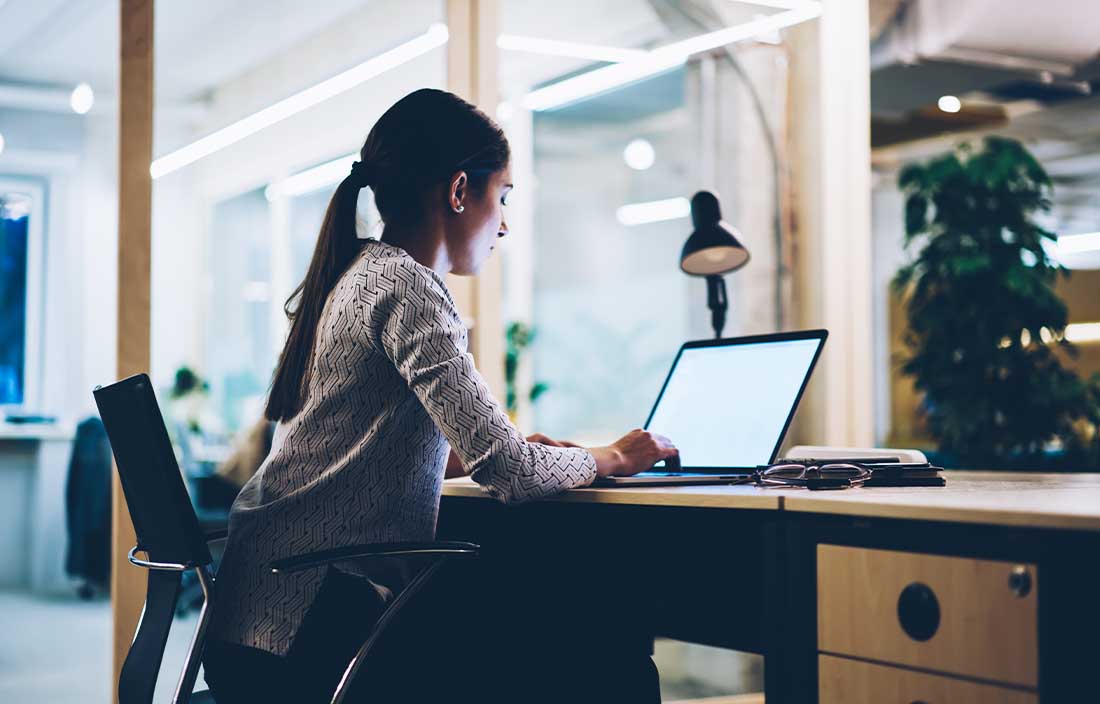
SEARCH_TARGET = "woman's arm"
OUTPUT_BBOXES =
[376,265,595,502]
[377,263,676,499]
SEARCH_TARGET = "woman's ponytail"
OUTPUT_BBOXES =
[265,170,367,421]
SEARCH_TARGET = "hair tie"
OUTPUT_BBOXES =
[349,160,373,189]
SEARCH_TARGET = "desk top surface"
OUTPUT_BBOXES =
[442,471,1100,531]
[778,470,1100,531]
[441,476,780,510]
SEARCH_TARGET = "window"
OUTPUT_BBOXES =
[0,179,44,409]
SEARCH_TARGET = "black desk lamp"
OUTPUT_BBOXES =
[680,191,750,339]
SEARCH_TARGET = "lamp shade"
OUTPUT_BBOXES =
[679,191,750,276]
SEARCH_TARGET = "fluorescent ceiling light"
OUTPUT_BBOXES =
[1066,323,1100,344]
[616,197,691,226]
[522,5,821,111]
[1055,232,1100,255]
[265,153,357,201]
[0,132,5,157]
[522,53,684,112]
[151,23,448,179]
[497,34,647,63]
[726,0,817,8]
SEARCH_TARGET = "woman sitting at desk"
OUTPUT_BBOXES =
[203,88,679,703]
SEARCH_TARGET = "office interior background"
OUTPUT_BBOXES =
[1,0,1098,701]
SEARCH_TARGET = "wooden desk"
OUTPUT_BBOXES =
[779,470,1100,531]
[439,472,1100,702]
[442,475,781,510]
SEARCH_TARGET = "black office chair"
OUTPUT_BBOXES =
[94,373,478,704]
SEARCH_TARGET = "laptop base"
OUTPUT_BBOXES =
[592,472,750,487]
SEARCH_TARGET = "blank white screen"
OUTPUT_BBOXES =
[646,338,821,468]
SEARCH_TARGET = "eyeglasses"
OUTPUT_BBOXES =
[741,462,874,490]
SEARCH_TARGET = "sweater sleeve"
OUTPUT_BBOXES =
[374,261,597,503]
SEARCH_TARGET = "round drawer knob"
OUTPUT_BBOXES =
[897,582,940,642]
[1009,565,1032,598]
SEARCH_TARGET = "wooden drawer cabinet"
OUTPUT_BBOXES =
[817,545,1038,687]
[819,655,1037,704]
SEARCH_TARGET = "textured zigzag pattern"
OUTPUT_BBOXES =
[209,240,597,656]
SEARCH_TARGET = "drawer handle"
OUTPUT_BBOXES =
[1009,565,1032,598]
[897,582,940,641]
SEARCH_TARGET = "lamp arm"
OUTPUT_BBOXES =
[706,275,728,339]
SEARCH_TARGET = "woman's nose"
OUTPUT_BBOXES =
[498,219,508,238]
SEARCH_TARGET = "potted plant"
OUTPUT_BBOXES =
[894,136,1100,469]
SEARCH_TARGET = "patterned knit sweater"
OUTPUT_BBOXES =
[209,239,597,656]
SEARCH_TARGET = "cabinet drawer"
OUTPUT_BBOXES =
[817,545,1038,687]
[819,654,1037,704]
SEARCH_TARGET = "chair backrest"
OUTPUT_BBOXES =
[93,373,211,566]
[95,373,213,704]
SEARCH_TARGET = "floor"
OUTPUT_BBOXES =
[0,590,204,704]
[0,590,760,703]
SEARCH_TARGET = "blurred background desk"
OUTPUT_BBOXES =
[0,422,75,594]
[440,472,1100,703]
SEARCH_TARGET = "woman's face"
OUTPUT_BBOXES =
[445,165,512,275]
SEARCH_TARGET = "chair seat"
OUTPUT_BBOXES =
[190,690,216,703]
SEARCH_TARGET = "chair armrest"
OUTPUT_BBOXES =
[269,541,479,575]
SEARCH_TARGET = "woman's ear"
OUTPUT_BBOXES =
[449,171,468,213]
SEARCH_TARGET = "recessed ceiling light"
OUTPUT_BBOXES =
[0,132,5,157]
[623,138,655,170]
[70,82,94,114]
[937,95,962,113]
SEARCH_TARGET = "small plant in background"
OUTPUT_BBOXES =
[505,322,548,419]
[894,136,1100,468]
[168,366,210,435]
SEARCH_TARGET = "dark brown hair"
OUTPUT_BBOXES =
[265,89,510,421]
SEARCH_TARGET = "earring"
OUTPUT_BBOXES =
[455,205,465,213]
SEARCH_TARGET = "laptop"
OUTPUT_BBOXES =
[593,329,828,486]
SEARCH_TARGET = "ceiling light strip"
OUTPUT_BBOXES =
[497,34,648,63]
[151,23,449,179]
[616,197,691,226]
[265,153,357,201]
[522,5,820,111]
[1056,232,1100,255]
[1066,323,1100,344]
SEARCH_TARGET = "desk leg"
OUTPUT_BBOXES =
[763,517,818,704]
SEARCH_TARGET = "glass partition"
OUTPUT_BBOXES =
[498,0,793,450]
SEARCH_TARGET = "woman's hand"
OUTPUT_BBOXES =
[590,429,679,478]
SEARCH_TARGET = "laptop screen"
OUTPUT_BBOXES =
[644,334,825,470]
